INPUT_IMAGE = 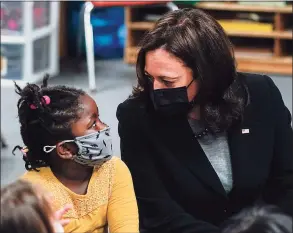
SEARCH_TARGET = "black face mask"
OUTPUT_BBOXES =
[150,79,195,117]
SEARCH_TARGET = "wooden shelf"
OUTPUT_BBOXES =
[126,46,292,75]
[125,47,139,64]
[195,2,293,14]
[128,21,292,39]
[124,4,292,75]
[226,30,292,39]
[236,56,292,75]
[128,22,154,30]
[234,47,273,58]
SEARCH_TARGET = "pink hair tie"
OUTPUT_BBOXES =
[29,95,51,109]
[21,147,29,157]
[41,95,51,105]
[29,104,37,110]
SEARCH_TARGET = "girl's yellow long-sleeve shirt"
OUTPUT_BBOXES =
[21,157,139,233]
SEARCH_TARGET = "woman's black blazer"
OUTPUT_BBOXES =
[116,73,293,233]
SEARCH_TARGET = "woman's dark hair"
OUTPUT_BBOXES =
[14,75,85,171]
[221,206,292,233]
[134,8,248,132]
[1,180,55,233]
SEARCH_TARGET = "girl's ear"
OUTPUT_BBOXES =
[56,142,77,160]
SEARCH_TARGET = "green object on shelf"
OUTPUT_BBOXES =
[173,1,200,5]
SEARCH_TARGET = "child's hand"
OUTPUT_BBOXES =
[54,204,72,226]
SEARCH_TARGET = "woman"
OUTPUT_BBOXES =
[1,180,71,233]
[222,206,292,233]
[116,8,293,233]
[14,76,139,233]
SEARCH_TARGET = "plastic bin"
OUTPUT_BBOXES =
[33,36,50,73]
[1,1,24,35]
[92,22,125,59]
[33,1,50,29]
[1,1,51,35]
[68,5,125,59]
[1,44,23,80]
[0,2,59,84]
[1,36,52,80]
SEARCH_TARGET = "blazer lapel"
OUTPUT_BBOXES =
[228,121,252,190]
[228,101,266,192]
[154,116,228,198]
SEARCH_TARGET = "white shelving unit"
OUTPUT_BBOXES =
[1,1,60,87]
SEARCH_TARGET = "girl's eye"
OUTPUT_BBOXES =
[91,121,97,128]
[91,119,107,130]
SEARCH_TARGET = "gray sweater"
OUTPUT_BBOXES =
[188,119,233,193]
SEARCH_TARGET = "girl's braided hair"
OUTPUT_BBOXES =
[13,75,85,171]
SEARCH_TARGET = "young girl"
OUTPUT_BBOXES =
[1,180,70,233]
[14,76,139,233]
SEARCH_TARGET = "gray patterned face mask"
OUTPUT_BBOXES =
[43,127,113,166]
